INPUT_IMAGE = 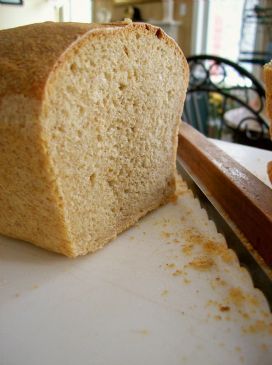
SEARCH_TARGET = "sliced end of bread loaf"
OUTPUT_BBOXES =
[0,22,188,257]
[264,62,272,140]
[264,62,272,183]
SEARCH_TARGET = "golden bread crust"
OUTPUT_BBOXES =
[264,63,272,184]
[0,21,189,256]
[0,21,188,102]
[264,62,272,139]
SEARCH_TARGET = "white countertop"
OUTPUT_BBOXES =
[0,140,271,365]
[211,139,271,187]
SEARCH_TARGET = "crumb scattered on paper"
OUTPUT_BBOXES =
[154,176,272,343]
[181,242,194,255]
[161,290,169,296]
[161,231,171,239]
[172,269,183,276]
[188,256,215,271]
[131,329,149,336]
[227,287,246,307]
[260,343,268,351]
[220,305,230,312]
[242,320,272,335]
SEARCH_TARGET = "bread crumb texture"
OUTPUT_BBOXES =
[0,22,188,256]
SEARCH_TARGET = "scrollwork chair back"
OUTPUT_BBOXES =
[182,55,271,149]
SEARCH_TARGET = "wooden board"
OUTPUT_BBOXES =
[178,123,272,267]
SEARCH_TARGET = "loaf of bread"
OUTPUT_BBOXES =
[0,21,189,257]
[264,62,272,183]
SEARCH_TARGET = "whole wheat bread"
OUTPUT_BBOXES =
[0,21,189,257]
[264,62,272,183]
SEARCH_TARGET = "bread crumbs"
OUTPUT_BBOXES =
[242,320,272,335]
[220,305,230,312]
[161,231,171,239]
[180,230,237,265]
[172,269,183,276]
[181,243,194,255]
[211,278,227,289]
[131,329,149,336]
[188,256,214,271]
[172,238,180,244]
[161,289,169,296]
[228,287,246,307]
[260,343,268,351]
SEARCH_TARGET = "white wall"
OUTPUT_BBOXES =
[70,0,92,23]
[205,0,244,61]
[0,0,56,30]
[0,0,92,30]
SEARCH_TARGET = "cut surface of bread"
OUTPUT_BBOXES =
[0,21,189,257]
[264,62,272,183]
[264,61,272,138]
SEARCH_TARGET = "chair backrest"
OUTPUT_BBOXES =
[182,54,271,148]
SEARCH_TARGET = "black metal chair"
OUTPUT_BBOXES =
[182,54,272,150]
